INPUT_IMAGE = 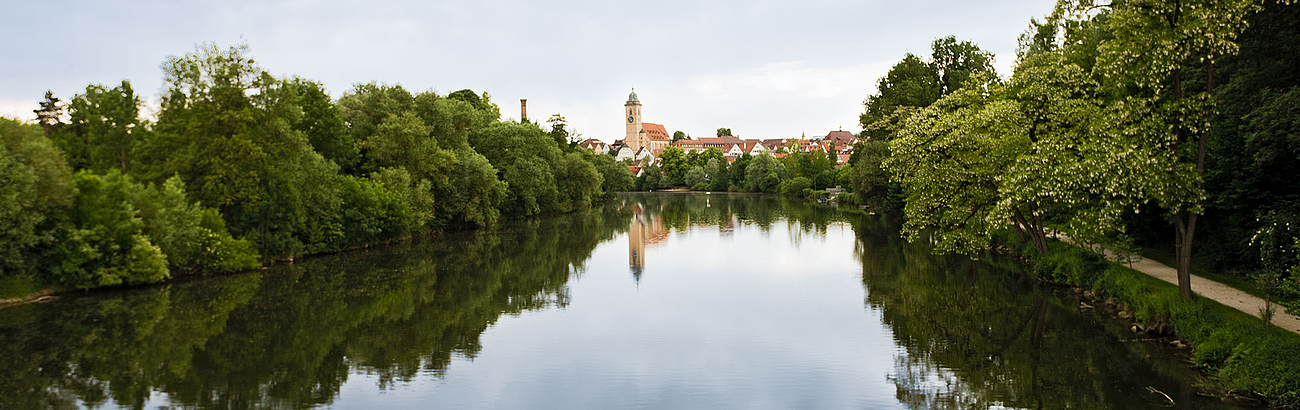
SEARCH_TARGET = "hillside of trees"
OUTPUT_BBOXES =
[847,0,1300,315]
[1,43,633,293]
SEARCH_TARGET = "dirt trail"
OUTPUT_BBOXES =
[1056,233,1300,334]
[1122,254,1300,334]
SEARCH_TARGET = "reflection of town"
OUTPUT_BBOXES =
[628,202,667,283]
[625,196,737,283]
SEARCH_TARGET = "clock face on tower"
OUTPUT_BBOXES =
[628,116,634,123]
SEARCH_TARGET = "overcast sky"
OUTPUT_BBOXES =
[1,0,1052,141]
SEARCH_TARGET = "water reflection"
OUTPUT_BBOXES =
[627,201,667,282]
[851,216,1244,410]
[0,194,1258,410]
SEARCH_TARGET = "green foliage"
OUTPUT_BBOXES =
[588,153,634,194]
[728,154,752,191]
[778,177,811,197]
[684,165,708,189]
[860,54,941,141]
[835,192,859,205]
[716,128,732,137]
[1031,240,1300,407]
[553,152,603,212]
[672,130,687,142]
[705,159,729,192]
[65,80,144,173]
[657,146,689,185]
[547,113,578,151]
[744,153,788,193]
[288,78,358,172]
[470,121,570,216]
[44,171,170,288]
[0,118,74,277]
[130,176,258,274]
[848,140,899,210]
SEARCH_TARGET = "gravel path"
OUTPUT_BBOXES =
[1124,254,1300,334]
[1052,234,1300,334]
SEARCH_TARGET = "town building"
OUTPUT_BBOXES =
[579,138,607,154]
[624,89,671,156]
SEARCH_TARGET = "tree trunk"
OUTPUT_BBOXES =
[1173,213,1196,300]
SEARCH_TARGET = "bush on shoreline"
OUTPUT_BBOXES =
[1027,239,1300,407]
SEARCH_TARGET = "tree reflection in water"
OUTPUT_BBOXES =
[0,194,1255,410]
[853,215,1246,410]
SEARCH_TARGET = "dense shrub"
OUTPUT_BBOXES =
[778,177,811,197]
[1031,239,1300,407]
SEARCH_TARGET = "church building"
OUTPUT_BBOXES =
[624,89,671,157]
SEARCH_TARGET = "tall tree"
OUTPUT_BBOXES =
[33,91,63,137]
[1058,0,1275,299]
[67,80,143,173]
[288,78,358,172]
[930,36,997,95]
[716,128,733,137]
[0,118,74,277]
[672,130,687,142]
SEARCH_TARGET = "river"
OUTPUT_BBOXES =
[0,193,1258,409]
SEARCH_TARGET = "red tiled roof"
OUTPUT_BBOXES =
[718,135,743,144]
[642,123,671,141]
[825,130,855,143]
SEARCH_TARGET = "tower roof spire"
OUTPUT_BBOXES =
[628,88,639,103]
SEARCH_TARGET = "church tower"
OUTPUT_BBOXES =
[625,89,643,152]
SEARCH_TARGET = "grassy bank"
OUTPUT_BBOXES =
[1025,239,1300,407]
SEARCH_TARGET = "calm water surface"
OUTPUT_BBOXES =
[0,193,1257,409]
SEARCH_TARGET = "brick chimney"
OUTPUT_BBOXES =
[520,99,528,121]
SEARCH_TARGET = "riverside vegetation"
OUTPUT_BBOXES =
[840,0,1300,406]
[1,43,634,296]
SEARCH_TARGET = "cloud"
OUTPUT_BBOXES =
[0,99,37,121]
[687,61,894,102]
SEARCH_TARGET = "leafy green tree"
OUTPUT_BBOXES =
[728,153,752,191]
[547,113,579,151]
[43,171,169,288]
[639,159,664,190]
[684,166,708,190]
[657,146,689,185]
[859,54,941,140]
[860,38,996,141]
[0,118,74,277]
[930,36,996,95]
[288,78,359,172]
[140,43,353,259]
[129,176,258,273]
[470,121,565,216]
[67,80,143,173]
[744,153,788,193]
[699,147,726,166]
[1056,0,1273,298]
[1168,1,1300,276]
[554,152,603,212]
[707,159,729,192]
[778,176,811,197]
[363,112,458,185]
[889,50,1182,256]
[589,153,635,194]
[33,91,64,137]
[440,148,507,226]
[339,83,416,174]
[850,140,900,210]
[447,89,501,121]
[716,128,732,137]
[672,130,687,142]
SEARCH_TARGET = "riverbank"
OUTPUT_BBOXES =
[1022,239,1300,408]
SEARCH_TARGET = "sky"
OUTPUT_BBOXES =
[0,0,1054,142]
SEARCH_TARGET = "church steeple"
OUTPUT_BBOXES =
[625,88,644,152]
